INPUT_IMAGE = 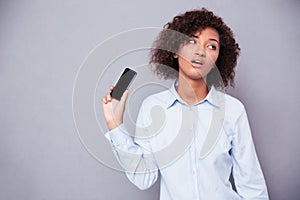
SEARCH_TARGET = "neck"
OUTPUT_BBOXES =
[176,75,208,106]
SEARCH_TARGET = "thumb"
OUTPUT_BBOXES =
[120,90,129,104]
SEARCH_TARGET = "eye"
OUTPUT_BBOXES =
[187,38,196,44]
[207,44,217,50]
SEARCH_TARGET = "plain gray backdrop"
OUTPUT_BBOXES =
[1,0,299,199]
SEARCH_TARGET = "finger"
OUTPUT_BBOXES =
[102,96,107,104]
[120,90,129,104]
[109,85,114,92]
[105,91,112,102]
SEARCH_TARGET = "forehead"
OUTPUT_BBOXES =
[193,27,219,39]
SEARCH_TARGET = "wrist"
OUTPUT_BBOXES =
[107,121,122,131]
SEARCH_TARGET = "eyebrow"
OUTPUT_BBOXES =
[191,35,219,43]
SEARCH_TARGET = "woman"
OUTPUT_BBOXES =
[102,8,269,200]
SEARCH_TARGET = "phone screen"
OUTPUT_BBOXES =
[111,68,137,100]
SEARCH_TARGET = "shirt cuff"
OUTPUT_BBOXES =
[104,124,131,146]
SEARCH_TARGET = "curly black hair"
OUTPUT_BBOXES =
[149,8,240,88]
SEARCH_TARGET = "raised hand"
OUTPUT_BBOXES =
[102,85,129,131]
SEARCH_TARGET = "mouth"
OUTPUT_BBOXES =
[191,59,204,68]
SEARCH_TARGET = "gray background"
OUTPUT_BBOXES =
[1,0,299,199]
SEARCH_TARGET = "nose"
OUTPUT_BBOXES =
[195,45,206,57]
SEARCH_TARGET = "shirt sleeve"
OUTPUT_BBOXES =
[231,107,269,199]
[104,101,159,190]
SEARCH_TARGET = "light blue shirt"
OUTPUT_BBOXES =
[105,80,269,200]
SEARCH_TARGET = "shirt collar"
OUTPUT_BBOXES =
[166,79,222,109]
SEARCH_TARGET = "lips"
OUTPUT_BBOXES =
[191,59,204,68]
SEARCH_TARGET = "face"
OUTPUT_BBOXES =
[175,27,220,81]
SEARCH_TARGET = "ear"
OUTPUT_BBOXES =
[173,54,178,58]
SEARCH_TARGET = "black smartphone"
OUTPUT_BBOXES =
[111,67,137,100]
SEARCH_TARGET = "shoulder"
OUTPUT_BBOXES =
[218,92,249,135]
[222,92,246,122]
[142,89,174,108]
[135,89,172,126]
[224,93,245,113]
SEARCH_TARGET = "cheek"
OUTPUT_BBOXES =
[178,60,186,71]
[207,51,219,64]
[178,56,190,67]
[177,45,194,59]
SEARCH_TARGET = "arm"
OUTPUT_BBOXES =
[105,124,159,190]
[102,87,159,190]
[231,107,269,199]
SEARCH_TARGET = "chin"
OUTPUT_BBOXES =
[179,68,208,81]
[188,70,206,80]
[187,74,206,81]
